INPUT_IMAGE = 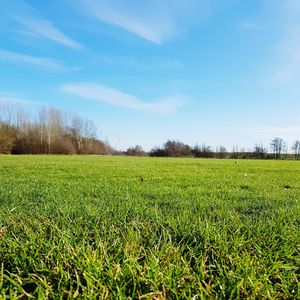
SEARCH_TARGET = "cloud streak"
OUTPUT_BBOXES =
[265,0,300,84]
[0,49,72,72]
[238,21,264,31]
[271,29,300,84]
[75,0,206,44]
[3,0,81,49]
[239,126,300,137]
[100,56,184,70]
[13,16,82,49]
[0,95,44,106]
[238,125,300,147]
[61,82,187,113]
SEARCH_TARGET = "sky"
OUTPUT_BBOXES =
[0,0,300,151]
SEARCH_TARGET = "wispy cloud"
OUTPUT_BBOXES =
[265,0,300,84]
[61,82,187,113]
[0,49,73,72]
[100,56,184,70]
[13,17,82,49]
[238,126,300,147]
[237,2,300,85]
[238,21,263,30]
[75,0,207,44]
[271,29,300,84]
[239,126,300,137]
[0,95,44,106]
[3,0,81,49]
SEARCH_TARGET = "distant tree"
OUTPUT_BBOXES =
[292,140,300,160]
[231,146,240,159]
[69,114,84,153]
[164,140,192,157]
[0,103,112,155]
[149,147,167,157]
[0,122,16,154]
[193,144,214,158]
[253,143,267,159]
[0,102,16,126]
[149,140,192,157]
[82,120,97,151]
[216,146,227,159]
[126,145,146,156]
[270,138,286,159]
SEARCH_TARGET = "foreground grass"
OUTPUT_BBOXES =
[0,156,299,299]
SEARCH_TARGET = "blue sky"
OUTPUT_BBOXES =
[0,0,300,151]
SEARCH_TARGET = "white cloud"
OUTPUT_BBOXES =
[13,16,82,49]
[3,0,81,49]
[0,95,44,106]
[237,1,300,85]
[265,0,300,84]
[271,29,300,84]
[239,21,263,30]
[238,126,300,148]
[75,0,207,44]
[61,82,187,113]
[100,56,184,70]
[158,59,184,69]
[0,49,72,72]
[240,126,300,137]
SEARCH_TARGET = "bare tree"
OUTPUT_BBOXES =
[0,103,112,155]
[0,122,16,153]
[216,146,227,159]
[38,107,48,148]
[253,143,267,159]
[126,145,146,157]
[231,146,240,159]
[292,140,300,160]
[0,102,16,126]
[69,114,84,153]
[270,137,286,159]
[164,140,192,157]
[193,143,214,158]
[83,120,97,151]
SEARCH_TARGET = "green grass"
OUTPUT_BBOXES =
[0,156,299,299]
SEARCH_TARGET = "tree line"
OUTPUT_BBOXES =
[1,103,300,159]
[0,103,112,155]
[127,139,300,160]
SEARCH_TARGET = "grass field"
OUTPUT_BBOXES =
[0,156,299,299]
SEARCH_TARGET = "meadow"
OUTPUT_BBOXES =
[0,156,299,299]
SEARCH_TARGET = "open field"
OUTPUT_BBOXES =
[0,156,299,299]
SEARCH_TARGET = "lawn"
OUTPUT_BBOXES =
[0,156,299,299]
